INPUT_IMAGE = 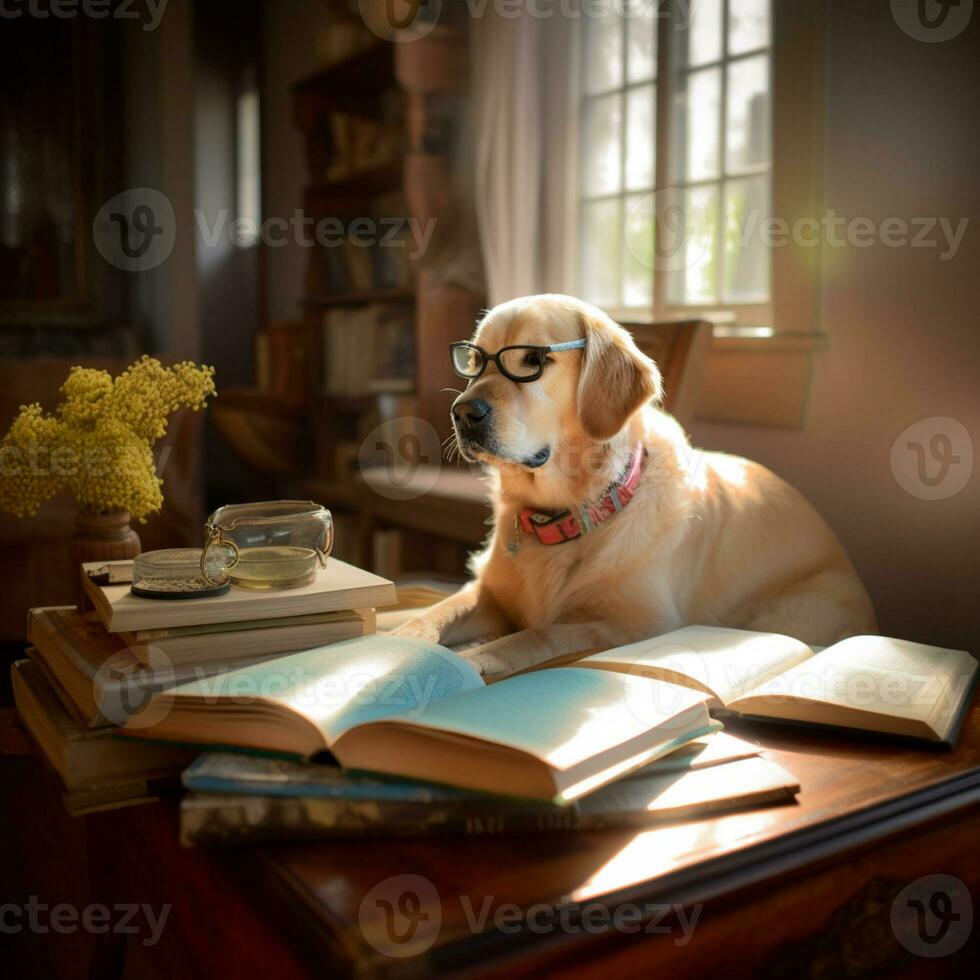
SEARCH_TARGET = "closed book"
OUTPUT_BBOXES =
[11,659,195,793]
[62,775,181,817]
[179,755,798,845]
[121,608,374,669]
[80,557,396,633]
[27,607,241,728]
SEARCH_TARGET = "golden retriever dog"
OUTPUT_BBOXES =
[396,295,876,678]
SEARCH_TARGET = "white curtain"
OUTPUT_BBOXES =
[471,10,581,306]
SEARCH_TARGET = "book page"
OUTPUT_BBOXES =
[350,668,711,771]
[168,635,484,746]
[729,635,977,738]
[581,626,815,706]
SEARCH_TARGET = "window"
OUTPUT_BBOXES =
[579,1,658,311]
[578,0,774,332]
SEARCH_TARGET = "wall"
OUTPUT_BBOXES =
[193,0,266,507]
[690,0,980,650]
[261,0,330,321]
[122,0,199,358]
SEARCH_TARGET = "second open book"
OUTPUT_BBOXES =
[121,625,976,802]
[584,625,976,746]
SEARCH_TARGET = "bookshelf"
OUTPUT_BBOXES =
[215,16,484,575]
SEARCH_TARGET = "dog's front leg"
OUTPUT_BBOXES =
[392,583,513,646]
[462,621,632,681]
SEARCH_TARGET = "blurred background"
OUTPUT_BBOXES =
[1,0,978,652]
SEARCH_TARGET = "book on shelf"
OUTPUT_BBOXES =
[373,191,413,290]
[12,658,194,794]
[119,635,717,803]
[371,303,415,387]
[80,557,396,633]
[322,307,377,395]
[340,236,376,292]
[321,303,415,397]
[180,749,797,845]
[581,625,978,746]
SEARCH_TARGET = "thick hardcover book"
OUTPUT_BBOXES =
[11,660,194,793]
[179,755,798,845]
[28,607,241,728]
[122,609,374,669]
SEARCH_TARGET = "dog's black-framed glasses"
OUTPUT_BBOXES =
[449,339,586,383]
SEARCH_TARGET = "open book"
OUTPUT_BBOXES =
[119,636,714,803]
[580,626,977,746]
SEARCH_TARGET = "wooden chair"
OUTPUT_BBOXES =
[624,318,712,429]
[308,320,712,577]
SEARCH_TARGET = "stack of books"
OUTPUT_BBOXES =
[178,734,798,846]
[139,625,975,847]
[13,558,397,814]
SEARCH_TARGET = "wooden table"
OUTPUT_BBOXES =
[7,705,980,978]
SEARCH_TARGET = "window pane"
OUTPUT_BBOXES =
[580,198,623,307]
[623,194,654,308]
[726,55,770,173]
[729,0,770,56]
[664,184,719,305]
[582,93,623,196]
[625,84,655,191]
[584,12,624,94]
[671,67,720,183]
[686,0,722,67]
[626,0,657,83]
[724,175,770,303]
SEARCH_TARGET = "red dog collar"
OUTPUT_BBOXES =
[518,444,645,546]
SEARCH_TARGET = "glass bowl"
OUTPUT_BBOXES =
[132,548,231,599]
[202,501,333,590]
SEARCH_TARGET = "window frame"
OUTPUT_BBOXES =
[654,0,774,331]
[575,0,827,426]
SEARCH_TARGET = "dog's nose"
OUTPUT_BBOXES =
[453,398,492,428]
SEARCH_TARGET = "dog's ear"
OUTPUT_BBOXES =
[576,311,663,441]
